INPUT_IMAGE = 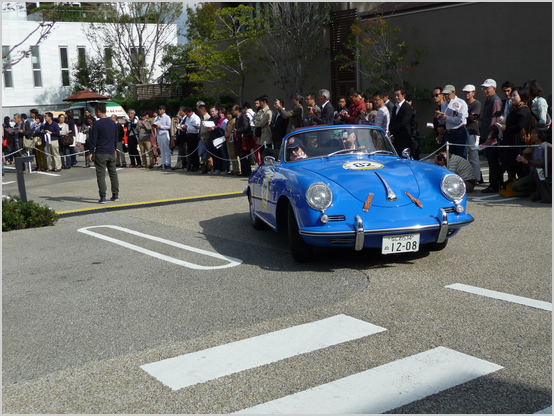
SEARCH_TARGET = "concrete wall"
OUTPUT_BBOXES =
[358,2,552,133]
[235,2,551,131]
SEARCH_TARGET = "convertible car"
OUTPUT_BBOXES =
[246,125,474,262]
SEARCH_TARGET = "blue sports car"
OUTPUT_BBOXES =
[246,125,474,262]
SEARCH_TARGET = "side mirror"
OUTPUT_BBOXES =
[264,155,276,165]
[401,148,412,159]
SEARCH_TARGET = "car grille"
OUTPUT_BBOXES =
[327,215,346,222]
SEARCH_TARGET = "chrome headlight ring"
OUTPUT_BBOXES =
[441,174,466,202]
[305,182,333,211]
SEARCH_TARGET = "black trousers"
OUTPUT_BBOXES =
[128,135,141,166]
[486,147,501,189]
[185,133,200,170]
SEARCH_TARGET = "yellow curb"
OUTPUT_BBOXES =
[56,191,244,215]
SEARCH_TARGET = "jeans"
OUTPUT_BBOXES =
[157,132,171,166]
[467,134,481,181]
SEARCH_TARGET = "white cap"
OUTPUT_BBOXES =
[462,84,475,92]
[481,79,497,88]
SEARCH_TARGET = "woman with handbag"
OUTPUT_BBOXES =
[33,114,47,171]
[57,114,73,170]
[80,116,94,168]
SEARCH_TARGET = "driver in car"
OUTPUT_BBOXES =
[287,136,308,161]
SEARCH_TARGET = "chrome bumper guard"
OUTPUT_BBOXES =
[354,215,364,251]
[436,208,449,244]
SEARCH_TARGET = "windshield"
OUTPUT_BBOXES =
[284,127,396,162]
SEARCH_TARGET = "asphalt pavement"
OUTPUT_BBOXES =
[2,152,552,414]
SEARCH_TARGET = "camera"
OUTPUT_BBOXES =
[437,154,446,162]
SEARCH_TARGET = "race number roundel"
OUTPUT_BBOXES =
[343,161,384,171]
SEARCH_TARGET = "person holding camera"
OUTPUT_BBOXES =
[463,84,483,183]
[434,150,477,192]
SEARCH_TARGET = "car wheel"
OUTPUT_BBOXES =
[426,239,448,251]
[249,193,267,230]
[288,204,314,262]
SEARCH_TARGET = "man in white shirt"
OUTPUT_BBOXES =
[436,85,469,159]
[184,107,201,172]
[153,105,172,169]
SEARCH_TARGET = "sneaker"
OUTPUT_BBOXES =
[214,170,222,175]
[110,195,119,202]
[98,196,107,204]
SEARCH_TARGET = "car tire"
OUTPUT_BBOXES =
[249,193,267,230]
[288,204,314,262]
[426,239,448,251]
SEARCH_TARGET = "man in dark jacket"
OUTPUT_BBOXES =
[270,98,288,154]
[276,94,304,134]
[389,87,414,156]
[313,89,335,126]
[89,103,119,203]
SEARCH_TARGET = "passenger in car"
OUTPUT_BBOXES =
[286,137,308,161]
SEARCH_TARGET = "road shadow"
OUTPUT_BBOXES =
[198,212,433,273]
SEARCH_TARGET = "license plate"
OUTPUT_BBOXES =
[382,233,420,254]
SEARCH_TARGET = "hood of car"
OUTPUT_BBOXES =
[301,157,420,207]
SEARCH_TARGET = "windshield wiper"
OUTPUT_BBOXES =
[369,150,394,156]
[326,149,355,158]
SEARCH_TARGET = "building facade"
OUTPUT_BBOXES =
[2,3,178,119]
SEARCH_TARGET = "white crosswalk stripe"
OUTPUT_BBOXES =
[140,314,506,413]
[140,314,386,390]
[446,283,552,311]
[235,347,503,414]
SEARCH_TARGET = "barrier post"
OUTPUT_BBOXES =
[15,156,34,203]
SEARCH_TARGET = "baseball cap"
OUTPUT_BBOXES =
[158,105,166,110]
[286,136,303,149]
[441,85,456,94]
[481,79,497,88]
[196,101,205,107]
[462,84,475,92]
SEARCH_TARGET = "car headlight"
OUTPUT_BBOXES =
[441,174,466,201]
[306,182,333,211]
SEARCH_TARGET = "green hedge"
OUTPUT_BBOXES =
[2,196,59,232]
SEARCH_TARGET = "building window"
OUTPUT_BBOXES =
[104,47,113,85]
[2,45,14,88]
[31,47,42,87]
[77,46,86,65]
[60,46,70,86]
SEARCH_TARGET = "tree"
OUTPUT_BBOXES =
[255,3,333,99]
[188,4,262,104]
[70,54,115,96]
[2,2,73,73]
[183,2,216,43]
[337,10,427,93]
[159,43,196,86]
[82,2,182,85]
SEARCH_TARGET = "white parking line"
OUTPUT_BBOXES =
[77,225,242,270]
[236,347,503,414]
[2,181,16,185]
[446,283,552,311]
[140,315,387,390]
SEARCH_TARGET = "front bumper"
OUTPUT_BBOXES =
[299,208,474,250]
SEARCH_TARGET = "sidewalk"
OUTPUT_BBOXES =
[2,153,250,214]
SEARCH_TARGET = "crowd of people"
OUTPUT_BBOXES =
[430,79,551,201]
[3,80,551,202]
